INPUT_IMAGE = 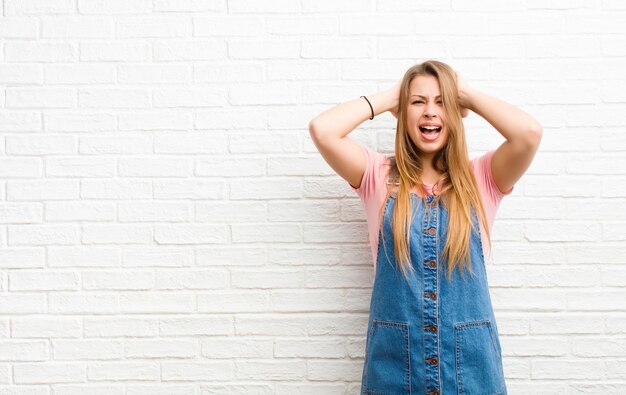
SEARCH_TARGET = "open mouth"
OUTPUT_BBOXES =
[419,126,442,135]
[419,125,442,142]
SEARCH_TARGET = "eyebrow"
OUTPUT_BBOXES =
[410,94,441,99]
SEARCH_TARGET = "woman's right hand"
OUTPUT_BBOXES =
[388,80,401,119]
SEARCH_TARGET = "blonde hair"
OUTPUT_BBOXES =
[378,60,492,282]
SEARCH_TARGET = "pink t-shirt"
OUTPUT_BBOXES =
[349,145,513,269]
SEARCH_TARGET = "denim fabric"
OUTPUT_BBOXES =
[361,193,507,395]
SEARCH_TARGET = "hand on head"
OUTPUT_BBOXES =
[454,71,471,118]
[388,79,401,119]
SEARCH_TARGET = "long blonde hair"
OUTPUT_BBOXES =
[379,60,491,281]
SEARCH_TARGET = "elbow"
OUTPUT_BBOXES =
[529,121,543,146]
[308,119,326,142]
[308,119,318,135]
[530,121,543,137]
[512,121,542,152]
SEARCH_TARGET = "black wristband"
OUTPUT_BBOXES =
[360,96,374,120]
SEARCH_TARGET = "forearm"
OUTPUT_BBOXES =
[309,89,397,140]
[461,88,543,145]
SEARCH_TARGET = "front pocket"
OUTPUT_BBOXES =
[455,320,505,395]
[362,319,410,395]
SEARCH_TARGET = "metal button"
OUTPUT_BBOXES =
[424,260,436,267]
[427,391,440,395]
[424,325,437,333]
[425,292,437,300]
[425,227,436,235]
[425,357,438,365]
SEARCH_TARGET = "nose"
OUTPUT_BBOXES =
[423,101,437,118]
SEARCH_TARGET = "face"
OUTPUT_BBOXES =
[406,74,449,158]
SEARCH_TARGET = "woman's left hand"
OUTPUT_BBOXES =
[455,71,471,118]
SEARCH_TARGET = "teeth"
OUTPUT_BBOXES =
[420,126,441,133]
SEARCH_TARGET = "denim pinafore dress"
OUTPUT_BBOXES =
[360,181,507,395]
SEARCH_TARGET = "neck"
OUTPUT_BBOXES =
[421,163,442,185]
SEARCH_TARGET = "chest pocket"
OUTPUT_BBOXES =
[455,319,506,395]
[362,319,410,395]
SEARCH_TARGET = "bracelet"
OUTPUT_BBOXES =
[360,96,374,120]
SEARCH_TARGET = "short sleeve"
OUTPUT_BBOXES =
[348,145,390,269]
[472,149,514,207]
[471,149,514,263]
[349,145,388,202]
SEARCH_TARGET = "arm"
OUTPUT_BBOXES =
[457,74,543,194]
[309,82,400,188]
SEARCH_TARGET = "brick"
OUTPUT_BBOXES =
[80,42,150,61]
[48,246,120,268]
[0,248,44,269]
[196,201,266,223]
[87,362,159,381]
[4,0,74,15]
[82,270,153,290]
[12,317,81,338]
[155,133,226,154]
[49,293,119,314]
[118,157,191,177]
[0,203,42,224]
[45,201,115,221]
[78,0,152,15]
[14,363,85,384]
[53,340,122,360]
[124,247,193,268]
[0,64,42,83]
[9,271,79,291]
[6,134,75,155]
[84,318,158,338]
[0,340,48,361]
[118,292,194,313]
[81,225,152,244]
[83,87,149,109]
[161,361,232,381]
[81,179,151,200]
[532,359,603,379]
[155,269,229,290]
[201,338,273,359]
[41,16,113,39]
[124,340,195,359]
[8,225,79,246]
[159,317,233,336]
[234,360,305,380]
[306,360,362,381]
[153,40,226,61]
[6,88,75,108]
[0,111,41,132]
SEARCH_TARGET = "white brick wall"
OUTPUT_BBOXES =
[0,1,624,394]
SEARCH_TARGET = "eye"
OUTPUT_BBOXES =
[412,100,424,104]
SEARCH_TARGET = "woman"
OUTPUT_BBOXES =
[309,60,542,394]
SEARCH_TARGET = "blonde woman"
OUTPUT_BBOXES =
[309,60,542,395]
